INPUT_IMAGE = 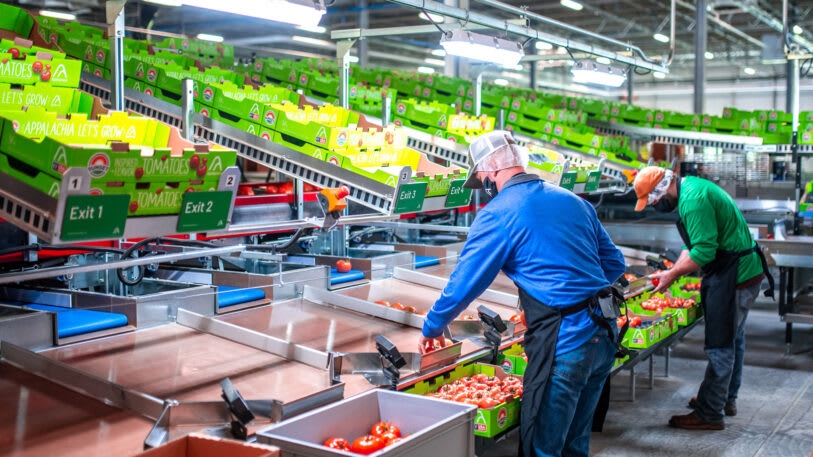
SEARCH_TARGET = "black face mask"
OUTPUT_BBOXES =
[482,177,498,197]
[652,195,676,213]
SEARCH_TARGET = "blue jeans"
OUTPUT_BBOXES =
[533,329,616,457]
[694,283,760,421]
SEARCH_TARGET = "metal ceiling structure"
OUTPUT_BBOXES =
[6,0,813,92]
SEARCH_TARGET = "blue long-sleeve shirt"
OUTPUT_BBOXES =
[423,177,626,355]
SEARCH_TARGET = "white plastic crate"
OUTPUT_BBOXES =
[256,389,476,457]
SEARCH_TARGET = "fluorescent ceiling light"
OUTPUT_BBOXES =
[596,56,611,65]
[743,67,756,75]
[419,12,444,23]
[535,41,553,51]
[297,24,326,34]
[494,78,509,86]
[794,25,804,35]
[440,30,524,68]
[560,0,583,11]
[196,33,223,42]
[424,58,446,66]
[571,60,627,87]
[39,10,76,21]
[292,35,334,48]
[704,51,714,60]
[182,0,325,27]
[417,66,435,74]
[431,49,447,57]
[653,33,670,43]
[653,71,666,79]
[143,0,183,5]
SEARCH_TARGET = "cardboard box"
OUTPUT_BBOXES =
[404,363,521,438]
[139,434,279,457]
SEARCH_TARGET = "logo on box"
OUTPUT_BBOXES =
[87,152,110,178]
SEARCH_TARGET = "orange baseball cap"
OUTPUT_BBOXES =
[633,166,667,211]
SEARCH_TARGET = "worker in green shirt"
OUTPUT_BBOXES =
[632,166,773,430]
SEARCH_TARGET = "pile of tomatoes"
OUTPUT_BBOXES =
[425,373,523,409]
[681,280,702,291]
[323,421,403,455]
[616,314,642,328]
[373,300,425,315]
[639,295,696,312]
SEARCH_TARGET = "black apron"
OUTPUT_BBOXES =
[517,287,563,457]
[675,220,774,349]
[516,287,619,456]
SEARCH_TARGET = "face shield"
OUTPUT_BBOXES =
[463,130,530,189]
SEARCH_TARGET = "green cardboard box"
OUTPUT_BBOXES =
[0,112,237,182]
[498,344,528,375]
[0,52,81,87]
[0,83,95,115]
[404,363,522,438]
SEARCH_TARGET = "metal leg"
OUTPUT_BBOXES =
[630,365,636,402]
[648,355,655,389]
[664,346,671,377]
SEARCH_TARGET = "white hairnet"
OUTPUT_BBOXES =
[463,130,529,189]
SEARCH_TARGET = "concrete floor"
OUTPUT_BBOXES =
[478,299,813,457]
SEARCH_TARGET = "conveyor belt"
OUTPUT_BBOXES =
[329,268,366,285]
[24,304,128,338]
[216,285,267,308]
[414,255,441,268]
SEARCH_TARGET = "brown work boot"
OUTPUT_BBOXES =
[688,397,737,416]
[669,411,724,430]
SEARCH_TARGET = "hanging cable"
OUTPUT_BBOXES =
[117,237,218,286]
[422,9,446,34]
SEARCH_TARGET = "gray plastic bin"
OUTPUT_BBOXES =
[256,389,476,457]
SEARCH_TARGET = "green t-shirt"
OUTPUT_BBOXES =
[678,176,763,283]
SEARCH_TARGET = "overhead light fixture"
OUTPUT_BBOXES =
[196,33,223,42]
[596,56,611,65]
[181,0,325,28]
[571,60,627,87]
[743,67,756,75]
[439,30,524,68]
[39,10,77,21]
[560,0,583,11]
[494,78,509,86]
[793,25,804,35]
[143,0,183,6]
[430,49,447,57]
[419,12,444,23]
[296,24,326,34]
[417,66,435,74]
[535,41,553,51]
[653,33,670,43]
[653,71,666,79]
[704,51,714,60]
[424,58,446,66]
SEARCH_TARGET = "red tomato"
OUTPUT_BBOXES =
[351,435,385,455]
[265,184,279,194]
[279,181,294,194]
[652,277,660,287]
[478,397,500,409]
[371,421,401,438]
[403,305,417,313]
[374,300,391,307]
[323,437,351,450]
[389,302,406,310]
[237,186,254,196]
[335,259,352,273]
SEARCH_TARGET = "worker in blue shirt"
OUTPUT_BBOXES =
[418,130,626,457]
